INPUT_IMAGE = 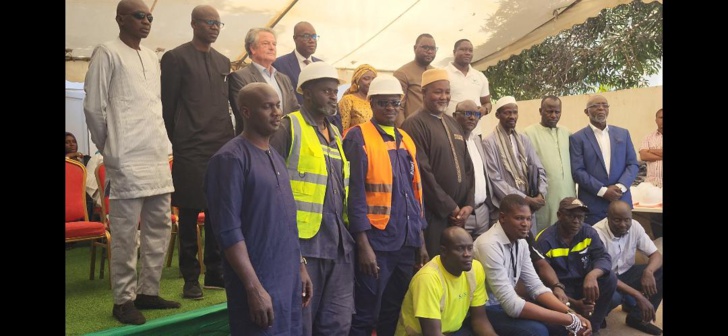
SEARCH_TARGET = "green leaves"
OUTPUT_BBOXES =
[485,1,662,101]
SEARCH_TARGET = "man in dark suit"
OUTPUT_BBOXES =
[273,21,322,105]
[273,21,342,133]
[228,27,300,133]
[569,94,639,225]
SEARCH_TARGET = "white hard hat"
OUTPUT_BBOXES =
[296,62,342,94]
[367,75,403,99]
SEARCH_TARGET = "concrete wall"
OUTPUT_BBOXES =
[478,86,663,155]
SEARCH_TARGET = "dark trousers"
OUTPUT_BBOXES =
[484,304,565,336]
[177,208,222,283]
[608,264,663,321]
[349,247,416,336]
[563,271,617,334]
[303,254,355,336]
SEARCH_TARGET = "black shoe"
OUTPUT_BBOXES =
[204,275,225,290]
[134,294,181,309]
[113,301,146,325]
[625,316,662,335]
[183,281,204,300]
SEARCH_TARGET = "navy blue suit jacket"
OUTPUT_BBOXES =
[273,51,342,134]
[569,124,639,225]
[273,51,323,104]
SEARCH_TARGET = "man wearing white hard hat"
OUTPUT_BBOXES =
[270,61,355,335]
[482,96,548,236]
[342,75,429,336]
[400,68,476,258]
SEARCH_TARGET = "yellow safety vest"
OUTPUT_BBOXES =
[286,111,350,239]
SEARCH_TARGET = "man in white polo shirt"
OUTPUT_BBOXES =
[593,200,663,335]
[445,38,492,135]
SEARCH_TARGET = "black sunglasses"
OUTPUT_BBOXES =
[125,11,153,23]
[456,110,482,118]
[375,100,402,108]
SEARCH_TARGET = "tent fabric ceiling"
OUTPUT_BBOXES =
[66,0,661,74]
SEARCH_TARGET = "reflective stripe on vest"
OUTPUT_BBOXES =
[286,111,350,239]
[358,121,423,230]
[543,237,593,258]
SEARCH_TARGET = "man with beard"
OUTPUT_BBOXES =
[204,83,313,335]
[445,39,492,136]
[534,197,617,335]
[393,34,437,127]
[473,194,592,336]
[569,95,639,225]
[400,68,475,258]
[84,0,180,324]
[161,4,231,300]
[482,96,548,236]
[395,226,497,336]
[270,62,355,335]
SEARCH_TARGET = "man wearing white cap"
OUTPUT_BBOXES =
[400,68,475,258]
[342,75,428,336]
[270,62,355,335]
[482,96,548,235]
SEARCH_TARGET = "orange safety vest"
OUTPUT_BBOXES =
[357,121,423,230]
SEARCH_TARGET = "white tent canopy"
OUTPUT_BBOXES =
[66,0,660,77]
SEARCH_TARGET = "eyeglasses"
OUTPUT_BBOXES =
[375,100,402,108]
[587,103,609,109]
[456,110,482,118]
[419,45,438,52]
[563,213,586,222]
[124,11,153,23]
[195,19,225,29]
[295,34,320,41]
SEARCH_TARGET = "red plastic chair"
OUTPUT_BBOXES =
[66,158,111,280]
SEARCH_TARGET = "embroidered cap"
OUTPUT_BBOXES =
[558,197,589,211]
[421,68,449,88]
[494,96,517,112]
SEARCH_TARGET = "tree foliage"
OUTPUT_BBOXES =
[484,0,663,101]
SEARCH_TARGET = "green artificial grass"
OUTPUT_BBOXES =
[65,237,228,335]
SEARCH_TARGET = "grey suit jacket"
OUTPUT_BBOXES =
[228,63,300,134]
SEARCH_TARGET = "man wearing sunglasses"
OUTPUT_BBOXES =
[84,0,180,325]
[342,75,429,336]
[161,4,231,301]
[452,100,497,240]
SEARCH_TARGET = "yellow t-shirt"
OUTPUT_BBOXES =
[395,255,487,335]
